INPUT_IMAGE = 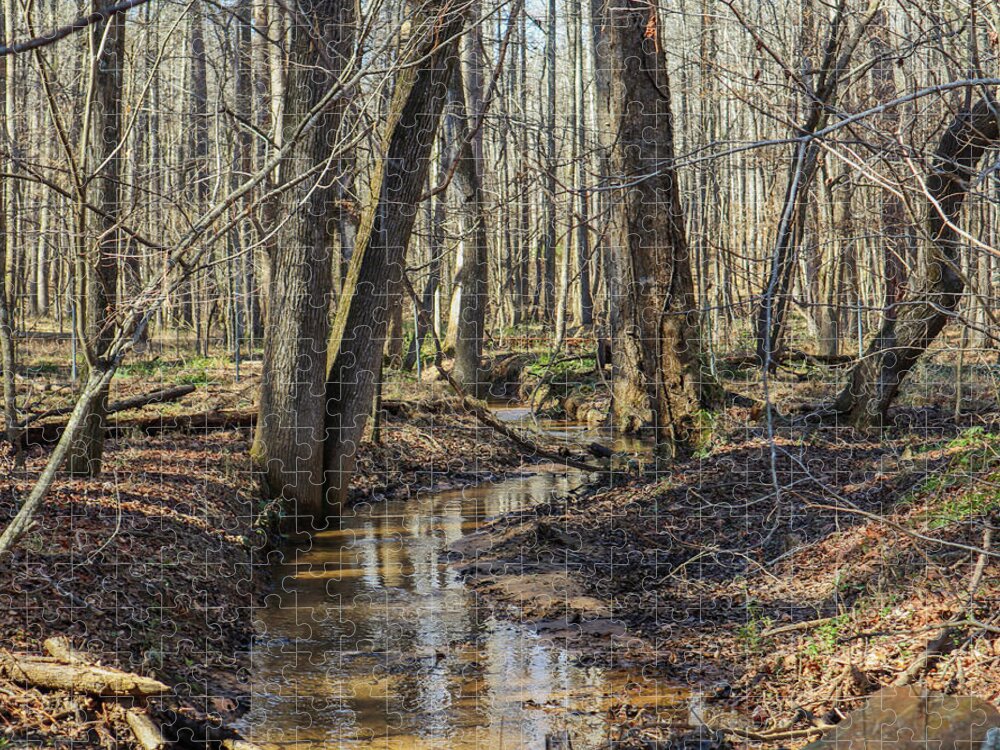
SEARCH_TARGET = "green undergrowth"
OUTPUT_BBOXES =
[904,427,1000,530]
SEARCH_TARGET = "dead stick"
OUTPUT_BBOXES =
[762,616,837,638]
[126,710,166,750]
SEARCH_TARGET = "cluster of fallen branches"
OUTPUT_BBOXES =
[0,637,262,750]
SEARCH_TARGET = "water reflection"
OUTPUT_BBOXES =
[238,419,672,748]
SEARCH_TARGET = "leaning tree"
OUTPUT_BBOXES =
[832,96,1000,427]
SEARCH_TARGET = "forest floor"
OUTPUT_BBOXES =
[0,344,530,747]
[3,335,1000,747]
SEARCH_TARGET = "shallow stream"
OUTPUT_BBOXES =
[237,413,683,748]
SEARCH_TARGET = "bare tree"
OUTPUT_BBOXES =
[322,0,467,519]
[607,0,720,450]
[832,96,1000,427]
[251,0,356,524]
[64,0,125,477]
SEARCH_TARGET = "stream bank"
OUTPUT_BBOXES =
[457,406,1000,747]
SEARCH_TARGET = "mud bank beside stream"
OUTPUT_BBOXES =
[453,408,1000,748]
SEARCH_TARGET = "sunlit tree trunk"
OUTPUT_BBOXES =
[448,43,489,395]
[65,0,125,476]
[0,4,16,454]
[608,0,719,450]
[322,2,465,520]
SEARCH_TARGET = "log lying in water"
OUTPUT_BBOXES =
[0,652,169,698]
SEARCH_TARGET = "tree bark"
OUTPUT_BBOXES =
[65,0,124,476]
[251,0,354,520]
[607,0,719,451]
[446,58,489,395]
[0,3,17,456]
[321,1,465,522]
[832,96,1000,427]
[539,0,557,319]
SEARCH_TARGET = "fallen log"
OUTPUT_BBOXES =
[21,407,254,447]
[0,653,169,698]
[21,396,432,447]
[126,710,167,750]
[19,384,196,428]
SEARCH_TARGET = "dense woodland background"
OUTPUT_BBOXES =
[0,0,999,540]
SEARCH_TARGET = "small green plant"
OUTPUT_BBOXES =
[120,358,166,377]
[691,409,718,458]
[927,489,1000,529]
[806,614,849,655]
[736,601,773,653]
[24,360,61,376]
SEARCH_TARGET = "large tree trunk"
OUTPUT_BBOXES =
[251,0,354,522]
[322,2,465,521]
[832,97,1000,427]
[65,0,124,477]
[607,0,719,451]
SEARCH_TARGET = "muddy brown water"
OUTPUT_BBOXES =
[237,412,685,748]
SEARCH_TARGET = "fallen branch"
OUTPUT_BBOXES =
[762,616,837,638]
[804,502,1000,560]
[126,710,166,750]
[0,653,169,698]
[19,383,196,428]
[721,724,833,742]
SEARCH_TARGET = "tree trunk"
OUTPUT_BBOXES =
[869,8,908,339]
[0,4,17,456]
[607,0,719,451]
[753,0,881,367]
[251,0,354,522]
[540,0,557,319]
[404,149,447,372]
[571,0,593,329]
[322,2,464,520]
[447,54,489,395]
[832,97,1000,427]
[65,0,124,477]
